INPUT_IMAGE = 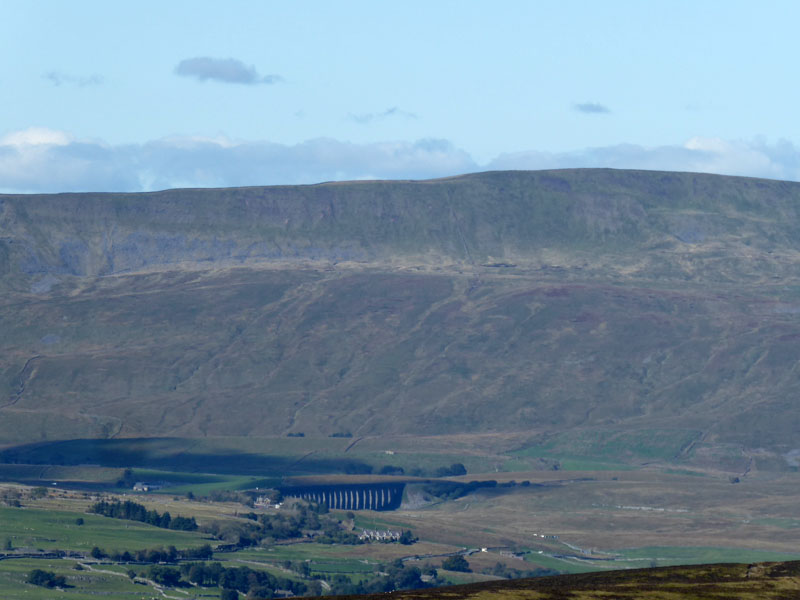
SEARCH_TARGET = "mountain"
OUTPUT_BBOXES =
[2,169,800,469]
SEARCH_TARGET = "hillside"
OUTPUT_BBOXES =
[350,561,800,600]
[2,169,800,469]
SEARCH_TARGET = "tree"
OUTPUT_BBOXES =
[399,530,417,545]
[441,554,471,572]
[435,463,467,477]
[187,564,206,585]
[27,569,53,586]
[379,465,405,475]
[149,565,181,586]
[27,569,66,588]
[221,590,239,600]
[31,487,48,499]
[394,565,424,589]
[117,468,135,488]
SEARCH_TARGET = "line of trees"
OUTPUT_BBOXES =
[168,558,430,597]
[88,499,197,531]
[89,543,213,563]
[140,561,311,597]
[422,479,498,501]
[483,561,559,579]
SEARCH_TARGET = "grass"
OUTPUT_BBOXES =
[2,469,800,598]
[521,546,800,576]
[234,548,377,576]
[521,552,602,574]
[614,546,800,565]
[0,505,210,553]
[751,517,800,529]
[512,429,702,468]
[556,458,635,471]
[308,559,377,574]
[0,558,145,600]
[436,569,503,585]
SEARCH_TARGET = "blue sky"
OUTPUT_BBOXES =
[3,0,800,192]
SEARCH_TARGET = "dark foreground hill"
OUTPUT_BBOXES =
[347,561,800,600]
[2,169,800,469]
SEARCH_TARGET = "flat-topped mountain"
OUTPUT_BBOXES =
[3,169,800,285]
[2,169,800,470]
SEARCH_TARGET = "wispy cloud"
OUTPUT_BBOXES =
[573,102,610,114]
[349,107,418,124]
[487,137,800,181]
[174,57,282,85]
[43,71,104,87]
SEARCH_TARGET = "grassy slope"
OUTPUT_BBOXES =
[2,169,800,468]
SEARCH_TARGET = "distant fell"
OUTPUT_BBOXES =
[2,169,800,470]
[3,168,800,286]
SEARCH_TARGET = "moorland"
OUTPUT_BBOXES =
[2,169,800,597]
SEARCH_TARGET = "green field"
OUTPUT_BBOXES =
[0,559,149,600]
[615,546,800,566]
[0,505,210,553]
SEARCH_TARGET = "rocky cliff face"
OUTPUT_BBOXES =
[4,169,800,290]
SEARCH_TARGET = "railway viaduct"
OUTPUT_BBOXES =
[278,482,404,511]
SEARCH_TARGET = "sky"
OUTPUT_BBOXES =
[3,0,800,192]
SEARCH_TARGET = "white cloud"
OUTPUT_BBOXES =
[2,129,800,193]
[1,127,71,147]
[0,129,476,193]
[488,137,800,182]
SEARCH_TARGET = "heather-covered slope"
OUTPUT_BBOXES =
[2,169,800,469]
[345,561,800,600]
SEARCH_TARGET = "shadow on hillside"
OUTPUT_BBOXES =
[0,437,373,477]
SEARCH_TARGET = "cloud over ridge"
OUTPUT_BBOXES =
[174,57,282,85]
[0,129,476,193]
[2,128,800,194]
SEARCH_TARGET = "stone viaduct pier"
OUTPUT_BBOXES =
[279,482,404,511]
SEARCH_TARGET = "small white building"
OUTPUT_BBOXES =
[358,529,401,542]
[132,482,162,492]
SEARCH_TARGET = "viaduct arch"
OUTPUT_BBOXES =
[278,482,404,511]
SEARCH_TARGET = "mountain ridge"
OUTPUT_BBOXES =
[2,169,800,471]
[4,168,800,287]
